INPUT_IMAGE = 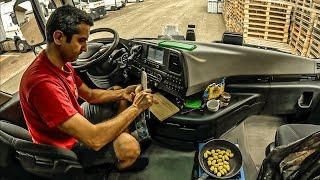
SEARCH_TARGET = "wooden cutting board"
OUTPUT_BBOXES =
[150,93,180,121]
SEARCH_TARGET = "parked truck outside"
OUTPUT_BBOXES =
[103,0,124,11]
[0,1,31,54]
[73,0,107,20]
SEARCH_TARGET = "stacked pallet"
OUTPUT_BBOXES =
[223,0,293,42]
[295,0,313,8]
[223,0,233,30]
[307,13,320,58]
[234,0,245,32]
[283,0,297,3]
[289,4,317,56]
[243,0,293,43]
[222,0,320,57]
[223,0,244,33]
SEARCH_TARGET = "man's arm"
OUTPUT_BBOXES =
[59,87,154,151]
[78,83,125,104]
[58,105,141,151]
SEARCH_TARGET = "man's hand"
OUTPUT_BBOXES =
[110,85,123,90]
[132,85,155,112]
[122,84,139,102]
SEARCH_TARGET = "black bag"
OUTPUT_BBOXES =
[258,131,320,180]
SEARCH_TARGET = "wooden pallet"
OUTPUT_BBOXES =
[244,33,289,42]
[244,0,293,7]
[308,39,320,58]
[243,23,290,31]
[307,16,320,58]
[289,6,316,56]
[224,0,236,30]
[245,37,293,53]
[295,0,313,8]
[283,0,297,4]
[223,0,233,30]
[313,2,320,12]
[224,0,245,33]
[243,0,292,43]
[294,6,316,22]
[244,4,292,15]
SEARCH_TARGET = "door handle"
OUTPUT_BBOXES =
[298,92,314,109]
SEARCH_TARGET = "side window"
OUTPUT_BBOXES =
[0,0,50,95]
[0,1,37,95]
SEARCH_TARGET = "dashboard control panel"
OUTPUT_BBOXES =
[127,42,187,97]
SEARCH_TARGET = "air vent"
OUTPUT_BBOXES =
[317,63,320,70]
[168,53,182,74]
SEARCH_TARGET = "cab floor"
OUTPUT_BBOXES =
[243,115,284,170]
[107,115,284,180]
[221,115,284,180]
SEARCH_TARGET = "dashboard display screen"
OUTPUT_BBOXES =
[147,47,164,64]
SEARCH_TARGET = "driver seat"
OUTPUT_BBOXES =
[0,120,84,179]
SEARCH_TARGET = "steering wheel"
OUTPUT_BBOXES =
[71,28,120,70]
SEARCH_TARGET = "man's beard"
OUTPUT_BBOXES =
[61,51,79,62]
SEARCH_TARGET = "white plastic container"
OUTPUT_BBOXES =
[218,1,224,13]
[208,0,218,13]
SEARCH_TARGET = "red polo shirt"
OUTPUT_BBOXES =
[19,51,83,149]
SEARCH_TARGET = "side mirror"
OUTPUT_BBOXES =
[13,0,45,46]
[10,13,18,25]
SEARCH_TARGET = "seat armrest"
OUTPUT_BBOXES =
[0,120,32,141]
[13,139,79,161]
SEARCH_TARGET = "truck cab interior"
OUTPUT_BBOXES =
[0,0,320,179]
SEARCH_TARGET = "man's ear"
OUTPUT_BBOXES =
[53,30,65,45]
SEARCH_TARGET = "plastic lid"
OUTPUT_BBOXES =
[184,99,202,109]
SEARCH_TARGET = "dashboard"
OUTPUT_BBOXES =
[118,39,317,98]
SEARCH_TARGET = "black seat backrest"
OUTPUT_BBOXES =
[0,93,27,129]
[0,121,83,179]
[0,129,15,168]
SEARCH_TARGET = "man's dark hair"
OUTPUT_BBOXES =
[46,5,94,43]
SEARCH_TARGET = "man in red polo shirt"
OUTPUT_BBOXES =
[19,5,155,171]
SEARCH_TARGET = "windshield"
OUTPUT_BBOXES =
[88,0,227,42]
[77,0,318,57]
